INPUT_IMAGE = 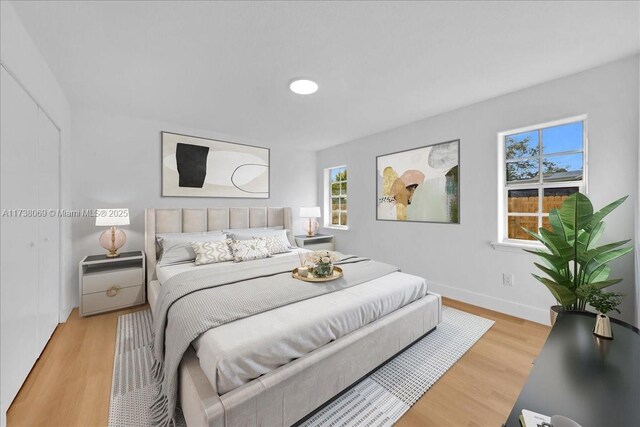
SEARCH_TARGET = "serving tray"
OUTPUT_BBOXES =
[292,266,343,282]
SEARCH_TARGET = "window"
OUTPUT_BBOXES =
[325,166,347,228]
[498,116,586,243]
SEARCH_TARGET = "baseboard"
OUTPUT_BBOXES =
[59,306,72,323]
[428,281,551,326]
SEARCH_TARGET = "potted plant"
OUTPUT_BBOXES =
[308,250,338,278]
[522,193,632,325]
[577,285,623,339]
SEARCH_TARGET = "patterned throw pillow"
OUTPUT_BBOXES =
[227,228,295,248]
[260,235,290,255]
[191,240,234,265]
[228,238,271,262]
[158,232,227,266]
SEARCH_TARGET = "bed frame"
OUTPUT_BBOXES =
[145,207,442,427]
[144,207,294,285]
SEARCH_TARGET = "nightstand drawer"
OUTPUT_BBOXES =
[294,234,335,251]
[82,285,144,315]
[82,267,143,295]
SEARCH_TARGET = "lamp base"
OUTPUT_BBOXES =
[305,218,319,237]
[99,227,126,258]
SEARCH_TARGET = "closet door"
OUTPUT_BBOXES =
[37,110,60,350]
[0,67,40,408]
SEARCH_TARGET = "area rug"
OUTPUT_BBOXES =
[108,307,494,427]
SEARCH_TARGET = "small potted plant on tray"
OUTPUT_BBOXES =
[577,285,624,339]
[309,250,339,278]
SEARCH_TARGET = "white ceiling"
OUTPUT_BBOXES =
[11,1,640,150]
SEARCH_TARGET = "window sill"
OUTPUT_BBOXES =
[322,225,349,232]
[490,240,543,253]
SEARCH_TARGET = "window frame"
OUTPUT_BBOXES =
[324,165,348,230]
[497,115,588,246]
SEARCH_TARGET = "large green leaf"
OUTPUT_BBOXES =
[587,279,623,290]
[588,265,611,283]
[557,193,593,236]
[539,256,571,277]
[532,274,577,306]
[524,249,567,270]
[548,209,569,242]
[521,227,548,246]
[584,247,634,278]
[556,193,593,289]
[586,221,605,250]
[585,196,628,232]
[576,229,588,252]
[520,227,571,261]
[575,231,591,271]
[538,228,573,261]
[579,240,631,265]
[534,262,572,287]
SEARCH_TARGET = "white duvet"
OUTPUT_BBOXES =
[156,251,428,395]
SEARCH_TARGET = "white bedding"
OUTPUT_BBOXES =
[155,248,308,285]
[155,252,429,396]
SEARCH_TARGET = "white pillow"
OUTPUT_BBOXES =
[224,227,296,246]
[157,232,227,266]
[260,235,291,255]
[191,240,234,265]
[228,238,271,262]
[229,229,294,249]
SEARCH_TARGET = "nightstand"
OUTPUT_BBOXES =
[79,251,145,317]
[294,234,335,251]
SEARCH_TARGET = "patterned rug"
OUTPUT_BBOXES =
[108,307,494,427]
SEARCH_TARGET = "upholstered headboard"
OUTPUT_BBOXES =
[144,207,293,285]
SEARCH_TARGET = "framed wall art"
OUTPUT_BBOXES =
[377,139,459,223]
[162,131,270,198]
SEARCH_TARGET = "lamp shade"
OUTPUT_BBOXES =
[299,206,321,218]
[95,209,130,226]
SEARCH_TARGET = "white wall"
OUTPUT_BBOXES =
[70,107,317,308]
[0,1,74,323]
[317,56,639,326]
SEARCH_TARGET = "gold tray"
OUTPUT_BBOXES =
[292,266,343,282]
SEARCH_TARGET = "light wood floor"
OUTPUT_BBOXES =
[7,298,550,427]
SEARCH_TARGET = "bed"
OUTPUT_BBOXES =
[145,207,441,427]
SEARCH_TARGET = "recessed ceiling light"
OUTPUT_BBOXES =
[289,79,318,95]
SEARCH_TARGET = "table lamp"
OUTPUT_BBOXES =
[300,206,321,237]
[95,209,130,257]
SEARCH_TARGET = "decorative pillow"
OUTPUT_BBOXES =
[228,238,271,262]
[157,232,227,265]
[224,227,296,247]
[260,235,291,255]
[191,240,234,265]
[229,229,294,249]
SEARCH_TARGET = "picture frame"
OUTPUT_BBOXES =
[161,131,270,198]
[376,139,459,223]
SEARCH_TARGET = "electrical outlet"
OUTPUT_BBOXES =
[503,273,514,286]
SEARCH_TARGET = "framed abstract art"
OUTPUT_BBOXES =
[162,131,270,198]
[377,139,459,223]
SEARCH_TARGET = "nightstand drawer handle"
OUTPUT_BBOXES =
[106,286,121,297]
